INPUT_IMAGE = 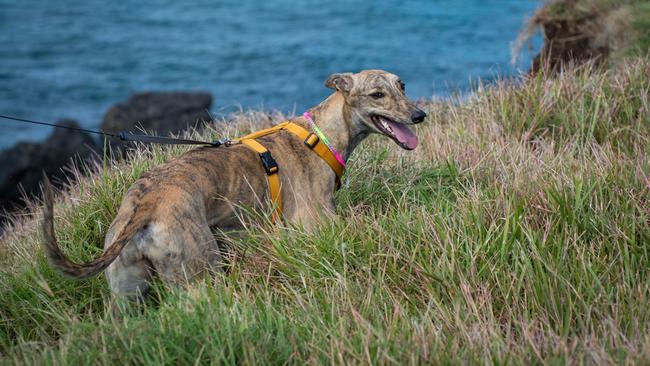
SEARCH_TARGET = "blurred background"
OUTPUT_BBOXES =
[0,0,541,148]
[0,0,542,217]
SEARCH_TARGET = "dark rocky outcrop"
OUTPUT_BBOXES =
[0,91,214,228]
[101,92,213,151]
[0,119,98,214]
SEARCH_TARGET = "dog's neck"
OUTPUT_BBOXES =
[302,92,368,161]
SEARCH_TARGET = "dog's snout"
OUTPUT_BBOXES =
[411,109,426,124]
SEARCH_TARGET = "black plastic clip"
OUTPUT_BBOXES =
[259,151,279,175]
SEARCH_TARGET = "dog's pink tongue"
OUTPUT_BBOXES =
[389,120,419,150]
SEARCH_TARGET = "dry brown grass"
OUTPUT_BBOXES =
[1,57,649,365]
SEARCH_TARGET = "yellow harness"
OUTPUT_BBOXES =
[233,122,345,221]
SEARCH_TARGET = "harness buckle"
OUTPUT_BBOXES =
[304,133,319,149]
[259,151,279,175]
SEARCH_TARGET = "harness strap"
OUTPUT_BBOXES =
[281,123,344,188]
[239,138,282,222]
[235,121,346,222]
[237,121,290,140]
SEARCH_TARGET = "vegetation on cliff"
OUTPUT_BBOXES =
[514,0,650,71]
[1,55,648,364]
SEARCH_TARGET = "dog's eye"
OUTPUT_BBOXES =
[399,81,405,92]
[369,92,385,99]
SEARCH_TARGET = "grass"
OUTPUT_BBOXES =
[1,58,649,365]
[630,1,650,56]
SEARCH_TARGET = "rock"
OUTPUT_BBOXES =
[0,119,98,214]
[100,92,213,150]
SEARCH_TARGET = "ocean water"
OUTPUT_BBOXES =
[0,0,541,149]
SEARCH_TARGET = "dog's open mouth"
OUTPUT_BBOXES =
[371,115,419,150]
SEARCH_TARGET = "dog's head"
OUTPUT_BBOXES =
[325,70,426,150]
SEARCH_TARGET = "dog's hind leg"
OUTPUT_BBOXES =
[106,254,154,301]
[143,219,223,286]
[104,226,155,301]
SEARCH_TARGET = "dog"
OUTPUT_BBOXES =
[42,70,427,300]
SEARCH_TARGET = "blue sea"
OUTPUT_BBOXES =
[0,0,541,149]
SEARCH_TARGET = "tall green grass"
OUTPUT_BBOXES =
[1,59,648,364]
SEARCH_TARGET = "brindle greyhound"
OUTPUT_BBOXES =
[42,70,427,299]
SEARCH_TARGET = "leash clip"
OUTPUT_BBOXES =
[210,139,230,147]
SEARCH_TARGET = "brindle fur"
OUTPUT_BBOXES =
[42,70,426,299]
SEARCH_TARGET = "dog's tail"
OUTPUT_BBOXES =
[41,176,147,279]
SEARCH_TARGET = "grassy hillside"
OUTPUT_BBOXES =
[1,58,649,364]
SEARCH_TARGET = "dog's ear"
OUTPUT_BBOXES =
[325,73,354,94]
